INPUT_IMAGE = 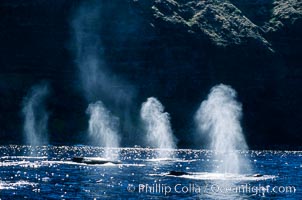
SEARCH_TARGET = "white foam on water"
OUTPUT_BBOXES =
[0,181,37,190]
[1,156,47,159]
[145,158,186,162]
[167,172,276,181]
[41,160,87,166]
[0,161,31,167]
[120,164,146,167]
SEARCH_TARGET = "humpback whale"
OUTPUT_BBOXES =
[166,171,264,178]
[167,171,191,176]
[252,174,263,177]
[72,157,121,165]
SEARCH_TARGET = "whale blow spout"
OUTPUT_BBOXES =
[140,97,177,158]
[86,101,120,160]
[195,84,250,174]
[22,83,49,146]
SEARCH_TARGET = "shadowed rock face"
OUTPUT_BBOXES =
[151,0,273,51]
[0,0,301,148]
[139,0,301,51]
[265,0,302,32]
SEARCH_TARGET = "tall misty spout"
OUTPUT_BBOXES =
[71,0,134,102]
[140,97,177,158]
[195,84,250,174]
[22,83,49,146]
[87,101,120,159]
[71,0,136,137]
[71,1,108,100]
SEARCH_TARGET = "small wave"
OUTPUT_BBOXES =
[1,156,47,159]
[145,158,185,162]
[0,181,37,190]
[0,161,31,167]
[120,163,146,167]
[166,172,276,181]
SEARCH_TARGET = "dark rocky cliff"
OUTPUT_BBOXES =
[0,0,301,149]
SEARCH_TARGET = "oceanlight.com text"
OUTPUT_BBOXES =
[127,183,296,196]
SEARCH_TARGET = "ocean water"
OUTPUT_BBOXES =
[0,146,301,199]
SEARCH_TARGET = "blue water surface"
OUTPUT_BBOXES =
[0,145,301,199]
